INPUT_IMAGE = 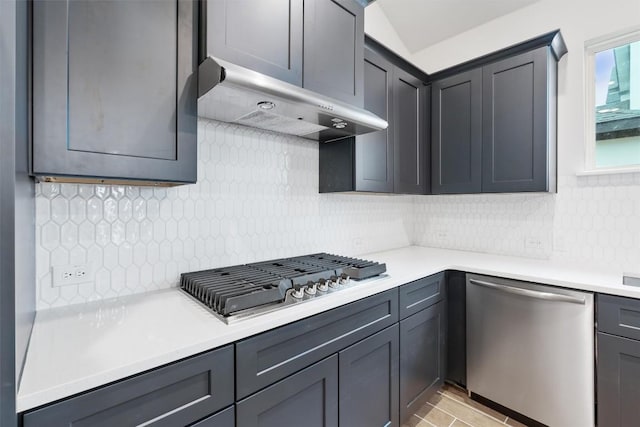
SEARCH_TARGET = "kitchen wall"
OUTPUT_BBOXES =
[364,2,412,58]
[412,0,640,273]
[35,121,414,309]
[34,0,640,310]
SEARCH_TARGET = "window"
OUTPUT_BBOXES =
[586,30,640,171]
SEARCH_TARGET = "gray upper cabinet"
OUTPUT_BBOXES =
[319,41,429,194]
[31,0,198,185]
[206,0,363,106]
[394,70,429,194]
[205,0,303,86]
[431,69,483,194]
[482,47,556,192]
[354,47,395,192]
[431,31,566,195]
[303,0,364,107]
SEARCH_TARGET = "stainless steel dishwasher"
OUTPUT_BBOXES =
[466,274,594,427]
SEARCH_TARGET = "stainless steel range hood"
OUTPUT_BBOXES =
[197,56,388,142]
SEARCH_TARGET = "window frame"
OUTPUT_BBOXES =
[584,27,640,173]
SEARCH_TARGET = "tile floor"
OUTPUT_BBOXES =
[402,384,528,427]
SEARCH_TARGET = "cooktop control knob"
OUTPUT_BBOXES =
[339,274,350,285]
[328,276,340,288]
[291,284,304,299]
[317,279,329,292]
[304,282,317,296]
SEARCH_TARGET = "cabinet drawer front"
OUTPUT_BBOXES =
[598,294,640,340]
[399,273,445,319]
[23,346,234,427]
[191,406,234,427]
[236,289,398,399]
[597,332,640,426]
[236,355,338,427]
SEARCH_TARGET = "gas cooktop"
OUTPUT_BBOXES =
[180,253,387,323]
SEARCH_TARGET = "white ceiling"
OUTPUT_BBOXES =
[376,0,542,53]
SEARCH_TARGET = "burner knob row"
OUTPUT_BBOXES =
[290,274,351,299]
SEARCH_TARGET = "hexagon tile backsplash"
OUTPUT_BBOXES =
[35,119,640,309]
[413,173,640,272]
[35,120,414,309]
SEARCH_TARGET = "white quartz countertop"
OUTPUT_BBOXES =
[17,245,638,412]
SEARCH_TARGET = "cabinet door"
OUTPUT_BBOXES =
[206,0,303,86]
[597,332,640,427]
[236,355,338,427]
[22,345,234,427]
[303,0,364,106]
[399,301,446,423]
[339,325,399,427]
[482,47,552,192]
[431,69,482,194]
[32,0,197,184]
[394,69,429,194]
[355,47,394,192]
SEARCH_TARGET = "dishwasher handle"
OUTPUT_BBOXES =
[468,278,586,305]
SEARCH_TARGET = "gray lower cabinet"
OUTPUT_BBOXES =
[399,301,446,424]
[597,294,640,427]
[236,289,398,399]
[482,46,556,192]
[22,345,234,427]
[339,324,400,427]
[31,0,198,185]
[399,272,445,319]
[205,0,303,86]
[191,406,235,427]
[597,332,640,427]
[445,271,466,387]
[236,355,339,427]
[431,69,483,194]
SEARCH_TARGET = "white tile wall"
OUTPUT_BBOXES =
[35,120,414,309]
[35,119,640,309]
[413,173,640,272]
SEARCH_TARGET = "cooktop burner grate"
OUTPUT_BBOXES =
[180,253,386,320]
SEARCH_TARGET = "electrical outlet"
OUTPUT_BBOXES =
[524,236,544,250]
[434,230,448,241]
[52,264,92,287]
